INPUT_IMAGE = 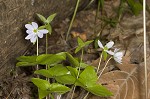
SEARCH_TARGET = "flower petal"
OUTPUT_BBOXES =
[105,41,114,49]
[114,52,123,64]
[98,40,104,48]
[30,35,37,43]
[106,50,114,55]
[39,29,49,34]
[26,30,33,34]
[25,24,34,30]
[32,22,38,29]
[37,32,44,38]
[25,34,34,39]
[114,48,120,53]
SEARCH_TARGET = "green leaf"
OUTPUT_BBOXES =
[49,83,70,94]
[67,66,78,78]
[38,89,50,99]
[66,53,79,67]
[37,54,66,65]
[16,56,37,62]
[98,0,104,10]
[75,46,83,53]
[80,63,89,68]
[49,64,69,76]
[31,78,51,90]
[75,38,93,53]
[38,25,46,30]
[78,66,97,87]
[132,3,142,16]
[55,75,76,84]
[46,13,57,23]
[34,69,53,78]
[16,62,37,67]
[36,13,47,23]
[77,37,84,46]
[84,40,93,46]
[56,52,66,59]
[87,84,113,96]
[46,24,52,34]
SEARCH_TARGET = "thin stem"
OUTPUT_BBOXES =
[36,38,39,71]
[83,92,89,99]
[98,57,112,79]
[143,0,148,99]
[71,49,84,99]
[97,53,103,73]
[46,34,50,99]
[66,0,80,41]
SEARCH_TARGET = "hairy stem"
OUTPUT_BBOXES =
[66,0,80,41]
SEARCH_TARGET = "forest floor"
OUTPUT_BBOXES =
[1,1,150,99]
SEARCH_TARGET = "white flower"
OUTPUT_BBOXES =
[25,22,48,43]
[107,48,123,64]
[98,40,114,53]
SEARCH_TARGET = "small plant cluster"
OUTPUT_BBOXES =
[16,13,123,99]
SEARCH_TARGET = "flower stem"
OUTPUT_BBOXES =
[98,57,112,79]
[71,48,84,99]
[36,38,39,78]
[97,53,103,73]
[46,34,50,99]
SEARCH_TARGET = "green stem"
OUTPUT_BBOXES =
[66,0,80,41]
[45,33,49,99]
[98,57,112,79]
[71,48,84,99]
[36,38,39,71]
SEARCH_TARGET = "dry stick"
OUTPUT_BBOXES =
[143,0,148,99]
[71,49,84,99]
[5,85,17,99]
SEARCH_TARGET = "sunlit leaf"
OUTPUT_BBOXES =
[37,54,65,65]
[36,13,47,23]
[49,83,70,94]
[55,74,76,84]
[46,13,57,23]
[38,89,50,99]
[31,78,51,90]
[87,84,113,96]
[16,56,37,62]
[34,69,53,78]
[66,53,79,67]
[16,62,37,67]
